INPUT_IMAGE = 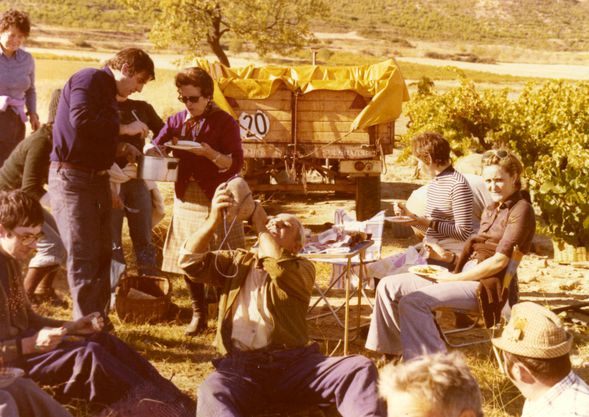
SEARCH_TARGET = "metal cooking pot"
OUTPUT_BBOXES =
[138,155,179,182]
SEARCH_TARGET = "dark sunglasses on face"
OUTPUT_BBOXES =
[178,95,202,104]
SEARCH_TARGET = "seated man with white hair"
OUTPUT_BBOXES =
[379,351,484,417]
[179,182,385,417]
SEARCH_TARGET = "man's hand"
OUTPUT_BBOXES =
[210,183,235,225]
[63,312,104,335]
[120,120,148,138]
[22,327,66,354]
[29,113,41,131]
[115,142,142,164]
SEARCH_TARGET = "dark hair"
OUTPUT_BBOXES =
[0,9,31,36]
[505,351,571,383]
[0,190,43,230]
[481,149,524,190]
[411,132,451,166]
[106,48,155,80]
[175,67,214,98]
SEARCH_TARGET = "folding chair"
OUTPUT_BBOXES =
[307,210,384,329]
[434,245,524,348]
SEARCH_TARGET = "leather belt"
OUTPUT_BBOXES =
[51,161,109,176]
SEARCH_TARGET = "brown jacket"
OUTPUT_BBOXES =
[182,248,315,355]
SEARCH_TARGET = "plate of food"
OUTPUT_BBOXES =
[0,367,24,388]
[408,264,448,280]
[166,140,202,151]
[385,215,414,224]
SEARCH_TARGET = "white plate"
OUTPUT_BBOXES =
[166,140,202,151]
[0,367,24,388]
[385,215,414,224]
[408,265,448,280]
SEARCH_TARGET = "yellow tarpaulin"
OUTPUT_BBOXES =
[195,59,410,132]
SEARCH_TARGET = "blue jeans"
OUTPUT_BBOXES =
[28,208,67,269]
[197,344,384,417]
[16,332,189,408]
[48,166,112,323]
[111,179,156,273]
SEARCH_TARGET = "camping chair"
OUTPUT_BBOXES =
[434,245,524,348]
[307,209,385,326]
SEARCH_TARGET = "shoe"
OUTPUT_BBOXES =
[32,289,69,308]
[185,312,207,336]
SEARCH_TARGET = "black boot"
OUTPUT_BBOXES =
[184,276,207,336]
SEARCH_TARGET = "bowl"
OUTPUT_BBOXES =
[0,367,24,388]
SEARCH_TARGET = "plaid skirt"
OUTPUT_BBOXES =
[161,181,245,274]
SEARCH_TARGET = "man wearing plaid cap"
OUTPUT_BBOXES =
[492,301,589,417]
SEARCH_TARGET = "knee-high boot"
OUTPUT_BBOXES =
[184,276,207,336]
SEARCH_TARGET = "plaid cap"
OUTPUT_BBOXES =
[492,301,573,358]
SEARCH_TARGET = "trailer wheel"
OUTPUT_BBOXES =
[355,176,381,220]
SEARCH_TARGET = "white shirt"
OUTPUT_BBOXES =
[522,371,589,417]
[230,266,274,351]
[178,245,274,351]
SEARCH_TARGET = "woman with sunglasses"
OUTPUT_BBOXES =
[151,67,244,335]
[365,149,535,361]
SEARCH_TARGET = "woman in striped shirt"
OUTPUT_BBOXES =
[366,146,534,363]
[365,132,475,360]
[396,132,474,266]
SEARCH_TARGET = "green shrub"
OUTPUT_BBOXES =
[404,78,589,247]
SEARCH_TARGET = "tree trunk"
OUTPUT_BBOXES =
[207,7,230,67]
[208,37,230,67]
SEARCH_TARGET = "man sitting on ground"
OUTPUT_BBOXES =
[492,301,589,417]
[0,190,193,413]
[379,351,484,417]
[179,181,385,417]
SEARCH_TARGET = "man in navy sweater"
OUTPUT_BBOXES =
[49,48,152,328]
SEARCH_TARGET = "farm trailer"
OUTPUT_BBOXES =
[200,59,409,220]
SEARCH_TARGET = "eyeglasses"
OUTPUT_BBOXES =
[178,95,202,104]
[482,149,510,161]
[10,230,44,245]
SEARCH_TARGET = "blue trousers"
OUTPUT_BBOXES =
[16,332,187,407]
[0,110,25,166]
[111,179,156,274]
[48,167,112,323]
[197,344,385,417]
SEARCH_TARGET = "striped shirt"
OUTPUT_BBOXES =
[522,371,589,417]
[416,166,473,242]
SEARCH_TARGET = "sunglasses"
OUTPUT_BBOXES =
[178,95,202,104]
[482,149,510,161]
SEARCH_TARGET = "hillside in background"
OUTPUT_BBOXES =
[326,0,589,51]
[4,0,589,55]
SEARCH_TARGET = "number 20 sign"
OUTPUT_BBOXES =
[238,111,270,140]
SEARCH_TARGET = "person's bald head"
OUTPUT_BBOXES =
[265,213,305,253]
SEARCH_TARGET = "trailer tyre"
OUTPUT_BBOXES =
[355,176,381,221]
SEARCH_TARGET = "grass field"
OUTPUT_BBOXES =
[30,56,588,417]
